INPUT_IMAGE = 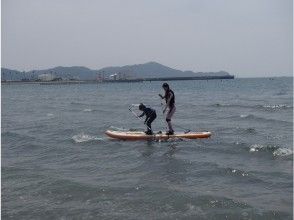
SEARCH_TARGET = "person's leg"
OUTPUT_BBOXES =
[166,106,176,133]
[167,120,173,132]
[146,113,156,134]
[146,120,152,134]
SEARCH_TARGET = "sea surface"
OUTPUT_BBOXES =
[1,77,293,220]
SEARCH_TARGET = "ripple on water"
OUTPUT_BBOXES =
[72,133,104,143]
[249,144,293,157]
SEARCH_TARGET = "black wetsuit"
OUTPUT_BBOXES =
[164,89,175,108]
[139,107,157,133]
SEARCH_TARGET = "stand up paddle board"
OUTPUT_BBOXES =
[105,130,211,141]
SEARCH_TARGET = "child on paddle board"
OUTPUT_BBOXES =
[159,83,176,135]
[138,103,157,135]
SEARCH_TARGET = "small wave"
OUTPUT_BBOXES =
[249,144,278,152]
[212,103,292,111]
[212,103,257,109]
[212,103,242,108]
[273,148,293,157]
[239,114,291,125]
[46,113,54,117]
[235,127,257,135]
[224,167,274,185]
[228,168,249,177]
[260,104,292,110]
[70,102,88,106]
[83,108,105,113]
[239,114,260,119]
[72,133,103,143]
[249,144,292,157]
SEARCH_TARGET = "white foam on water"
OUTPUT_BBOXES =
[273,148,293,156]
[240,114,249,118]
[83,109,92,112]
[249,144,264,152]
[249,144,278,152]
[46,113,54,117]
[72,133,103,143]
[249,144,292,157]
[229,168,249,177]
[262,104,291,110]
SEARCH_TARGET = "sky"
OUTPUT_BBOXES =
[1,0,293,77]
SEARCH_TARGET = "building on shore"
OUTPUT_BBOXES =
[38,73,55,81]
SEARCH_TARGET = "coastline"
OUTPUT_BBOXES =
[1,75,235,85]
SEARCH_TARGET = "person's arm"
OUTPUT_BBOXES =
[138,112,145,117]
[144,109,152,123]
[158,94,165,99]
[163,92,173,113]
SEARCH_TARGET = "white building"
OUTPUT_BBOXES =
[38,73,55,81]
[109,73,118,80]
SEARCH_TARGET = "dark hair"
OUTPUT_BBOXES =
[162,83,169,89]
[139,103,145,110]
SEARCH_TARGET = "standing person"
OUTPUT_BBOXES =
[138,103,157,135]
[159,83,176,135]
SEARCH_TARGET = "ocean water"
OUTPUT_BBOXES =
[1,77,293,220]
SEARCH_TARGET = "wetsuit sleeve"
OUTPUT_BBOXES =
[138,112,145,117]
[144,115,151,123]
[145,109,154,122]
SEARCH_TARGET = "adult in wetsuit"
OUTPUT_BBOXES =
[159,83,176,135]
[138,103,157,135]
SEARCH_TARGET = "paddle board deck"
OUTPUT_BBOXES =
[105,130,211,141]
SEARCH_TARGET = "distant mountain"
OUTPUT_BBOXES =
[1,62,232,81]
[1,68,26,81]
[28,66,97,80]
[98,62,231,78]
[1,66,97,81]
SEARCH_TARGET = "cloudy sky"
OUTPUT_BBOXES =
[1,0,293,77]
